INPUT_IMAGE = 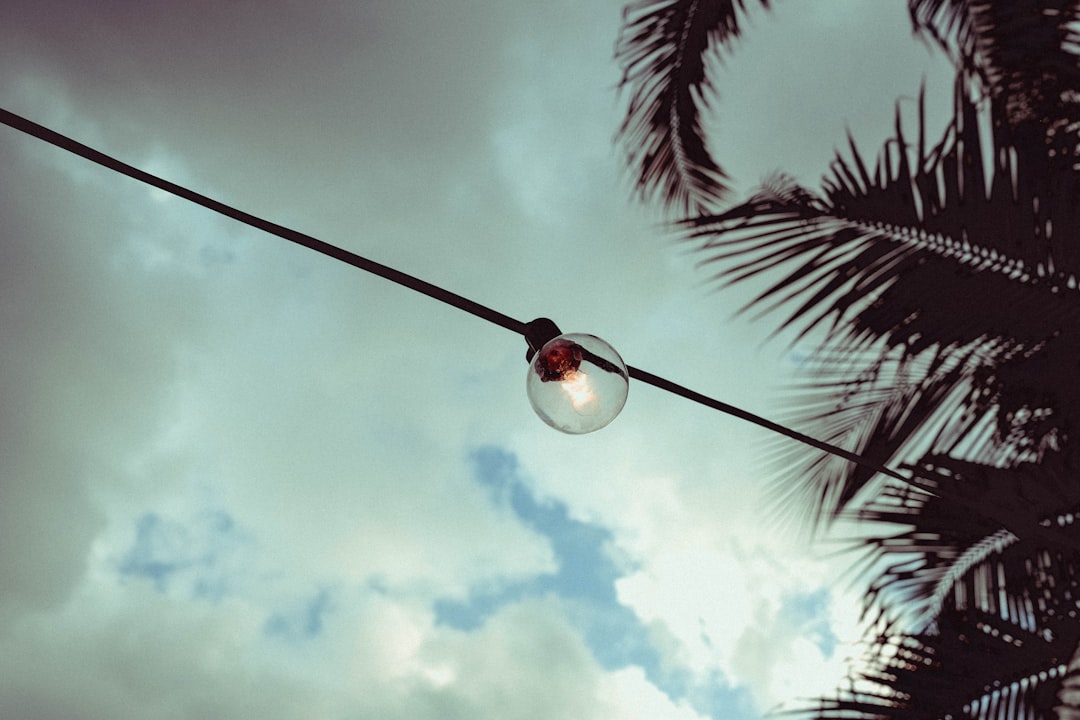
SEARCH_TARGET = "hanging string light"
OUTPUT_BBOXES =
[1,106,1074,551]
[525,318,629,434]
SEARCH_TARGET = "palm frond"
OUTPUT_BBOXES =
[766,344,988,528]
[1056,642,1080,720]
[685,76,1080,535]
[848,452,1080,633]
[909,0,1080,133]
[787,581,1080,720]
[615,0,771,212]
[788,508,1080,719]
[687,84,1080,350]
[794,628,1078,720]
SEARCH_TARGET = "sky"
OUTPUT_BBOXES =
[0,2,954,718]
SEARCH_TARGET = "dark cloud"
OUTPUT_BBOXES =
[0,1,952,717]
[0,1,526,227]
[0,139,173,616]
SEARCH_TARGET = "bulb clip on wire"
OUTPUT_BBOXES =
[524,317,562,360]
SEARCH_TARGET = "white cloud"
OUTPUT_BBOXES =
[599,666,711,720]
[0,1,953,718]
[0,578,713,720]
[611,516,858,713]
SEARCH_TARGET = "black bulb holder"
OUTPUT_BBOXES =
[524,317,562,361]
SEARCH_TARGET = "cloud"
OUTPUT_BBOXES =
[438,447,697,700]
[506,399,865,715]
[0,136,176,619]
[0,576,710,720]
[117,509,246,597]
[0,1,954,717]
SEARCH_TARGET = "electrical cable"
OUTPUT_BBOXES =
[0,108,529,338]
[1,106,1074,550]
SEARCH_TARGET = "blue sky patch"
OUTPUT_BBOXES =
[118,508,244,601]
[780,587,838,657]
[435,446,757,720]
[264,587,334,641]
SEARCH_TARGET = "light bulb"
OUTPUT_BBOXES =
[526,333,628,434]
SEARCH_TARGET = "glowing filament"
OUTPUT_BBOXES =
[560,370,599,415]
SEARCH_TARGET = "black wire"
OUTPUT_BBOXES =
[0,108,529,337]
[2,106,1074,550]
[628,366,910,482]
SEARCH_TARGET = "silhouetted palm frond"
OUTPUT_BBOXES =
[685,78,1080,526]
[910,0,1080,136]
[848,453,1080,632]
[789,500,1080,720]
[615,0,771,212]
[791,612,1080,720]
[765,343,988,527]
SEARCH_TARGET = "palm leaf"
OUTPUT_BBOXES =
[765,343,988,528]
[615,0,771,212]
[685,77,1080,530]
[1056,642,1080,720]
[848,452,1080,632]
[790,618,1080,720]
[789,492,1080,720]
[688,84,1080,347]
[909,0,1080,134]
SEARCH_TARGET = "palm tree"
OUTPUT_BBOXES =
[614,1,1080,718]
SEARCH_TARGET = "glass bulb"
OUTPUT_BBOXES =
[526,333,628,434]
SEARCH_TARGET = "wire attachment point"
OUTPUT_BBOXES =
[524,317,562,361]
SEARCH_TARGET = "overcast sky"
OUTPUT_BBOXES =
[0,2,953,718]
